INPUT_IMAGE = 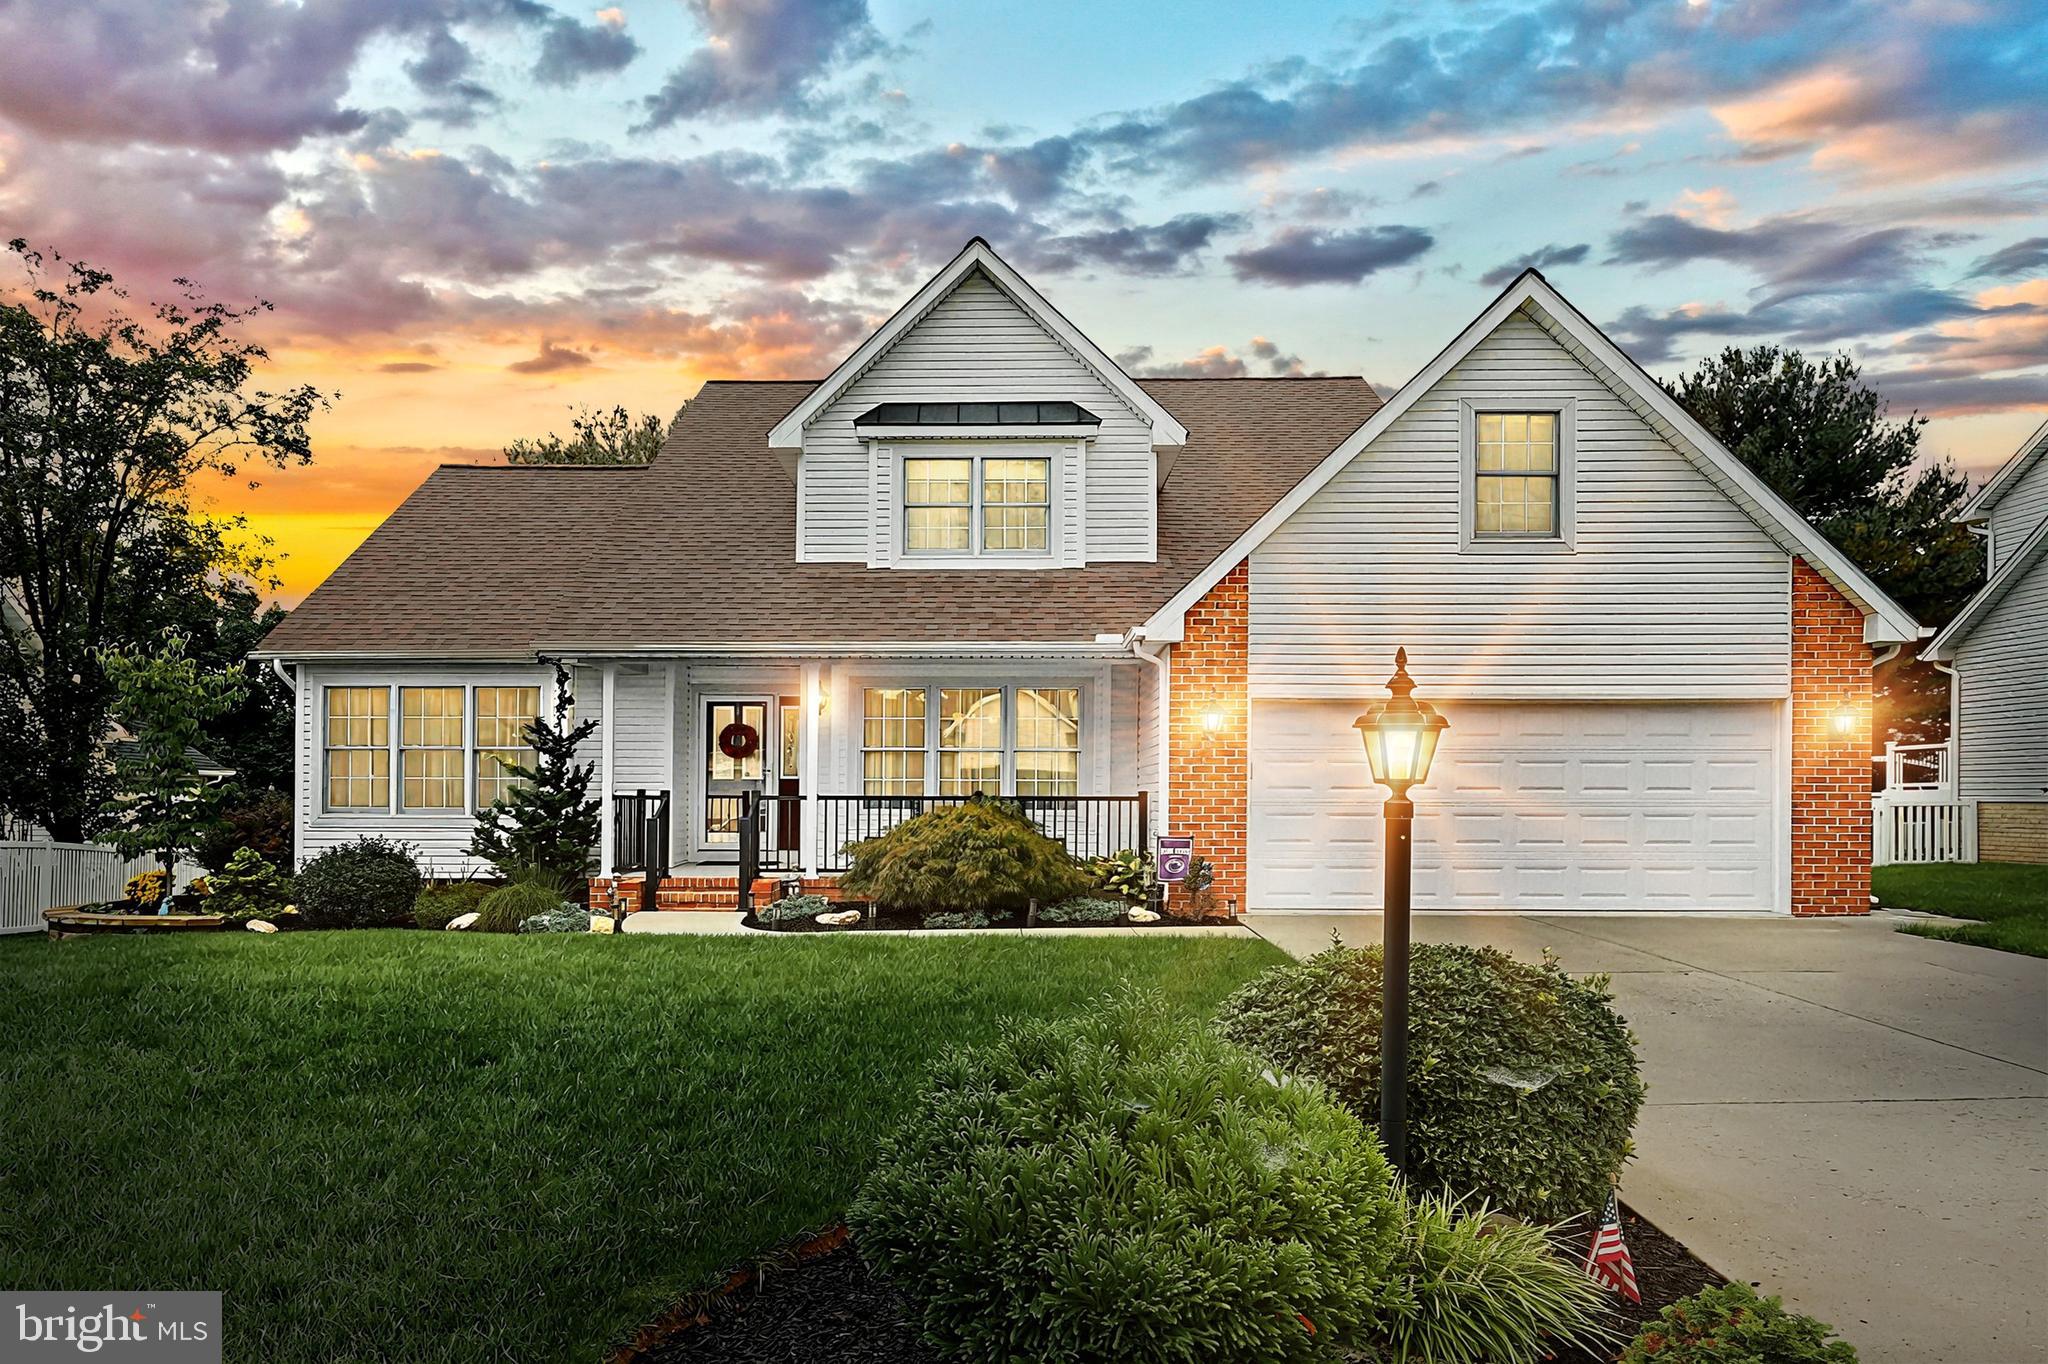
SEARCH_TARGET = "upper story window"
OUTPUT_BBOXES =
[902,453,1050,556]
[1474,412,1560,538]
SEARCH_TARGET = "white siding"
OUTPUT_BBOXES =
[1987,450,2048,575]
[1249,310,1791,699]
[611,665,670,790]
[799,270,1157,564]
[1954,556,2047,803]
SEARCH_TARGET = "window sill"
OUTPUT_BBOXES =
[1459,536,1578,554]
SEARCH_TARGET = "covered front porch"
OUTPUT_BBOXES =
[573,650,1160,904]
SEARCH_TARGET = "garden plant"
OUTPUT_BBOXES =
[1621,1284,1859,1363]
[293,837,422,929]
[1218,943,1646,1220]
[839,795,1090,916]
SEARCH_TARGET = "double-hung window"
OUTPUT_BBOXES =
[399,687,465,810]
[474,686,541,809]
[1473,412,1560,538]
[902,452,1050,556]
[324,687,390,810]
[860,684,1081,796]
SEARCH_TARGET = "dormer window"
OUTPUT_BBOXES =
[903,452,1051,556]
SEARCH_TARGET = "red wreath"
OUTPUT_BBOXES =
[717,722,761,760]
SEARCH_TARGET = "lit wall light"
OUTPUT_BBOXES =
[1199,696,1227,734]
[1832,707,1858,737]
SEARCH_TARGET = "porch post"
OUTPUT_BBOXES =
[598,662,617,879]
[801,660,822,877]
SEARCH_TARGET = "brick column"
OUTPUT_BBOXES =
[1790,559,1871,915]
[1169,562,1250,914]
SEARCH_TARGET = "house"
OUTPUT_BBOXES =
[1923,420,2048,864]
[255,239,1922,915]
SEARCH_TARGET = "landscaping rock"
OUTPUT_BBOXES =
[815,910,862,927]
[446,912,480,930]
[588,914,616,934]
[246,920,279,933]
[1128,907,1160,923]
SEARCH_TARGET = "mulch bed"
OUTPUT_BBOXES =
[626,1203,1724,1363]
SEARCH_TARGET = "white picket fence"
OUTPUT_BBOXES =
[0,841,166,934]
[1871,797,1978,866]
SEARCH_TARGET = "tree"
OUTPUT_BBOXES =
[0,239,326,840]
[469,664,601,897]
[1666,346,1983,744]
[100,633,245,880]
[502,404,668,465]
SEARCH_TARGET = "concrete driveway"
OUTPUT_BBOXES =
[1243,911,2048,1364]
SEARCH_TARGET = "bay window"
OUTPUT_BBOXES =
[861,684,1081,796]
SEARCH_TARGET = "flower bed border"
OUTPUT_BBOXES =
[42,905,227,938]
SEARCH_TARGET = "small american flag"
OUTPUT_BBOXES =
[1584,1192,1641,1302]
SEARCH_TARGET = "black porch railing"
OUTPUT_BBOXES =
[813,793,1148,875]
[611,789,671,879]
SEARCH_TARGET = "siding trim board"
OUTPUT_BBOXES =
[1141,270,1920,647]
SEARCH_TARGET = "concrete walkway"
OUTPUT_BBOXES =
[1243,912,2048,1364]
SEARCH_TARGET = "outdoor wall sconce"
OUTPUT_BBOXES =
[1198,695,1228,735]
[1353,647,1448,1175]
[1833,706,1859,738]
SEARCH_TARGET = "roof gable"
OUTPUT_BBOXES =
[1961,417,2048,521]
[766,239,1186,451]
[1143,270,1923,646]
[1924,515,2048,661]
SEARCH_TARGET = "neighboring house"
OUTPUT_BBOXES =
[1924,420,2048,864]
[255,239,1921,915]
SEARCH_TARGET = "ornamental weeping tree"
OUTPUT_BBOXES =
[100,633,246,882]
[469,664,601,898]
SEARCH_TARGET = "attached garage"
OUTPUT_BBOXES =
[1249,700,1784,912]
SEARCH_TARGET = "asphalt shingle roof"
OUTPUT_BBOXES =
[260,376,1382,656]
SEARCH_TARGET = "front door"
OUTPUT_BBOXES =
[700,698,771,858]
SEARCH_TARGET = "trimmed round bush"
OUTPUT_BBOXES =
[1217,944,1645,1221]
[1379,1191,1614,1364]
[1622,1284,1858,1364]
[851,987,1403,1363]
[414,881,493,930]
[474,881,563,934]
[838,796,1090,915]
[518,905,591,934]
[294,837,422,929]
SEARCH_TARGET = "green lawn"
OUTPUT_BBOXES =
[1876,862,2048,957]
[0,930,1285,1363]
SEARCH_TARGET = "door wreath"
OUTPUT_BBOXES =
[717,722,761,760]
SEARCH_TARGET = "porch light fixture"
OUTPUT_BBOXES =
[1832,706,1858,738]
[1353,648,1448,1176]
[1198,694,1228,735]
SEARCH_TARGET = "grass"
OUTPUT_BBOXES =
[1876,862,2048,957]
[0,929,1286,1363]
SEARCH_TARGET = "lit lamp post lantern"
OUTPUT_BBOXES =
[1353,648,1448,1174]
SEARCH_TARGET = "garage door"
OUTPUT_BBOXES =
[1249,701,1781,911]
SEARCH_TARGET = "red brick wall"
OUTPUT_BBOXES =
[1791,559,1872,915]
[1169,562,1250,914]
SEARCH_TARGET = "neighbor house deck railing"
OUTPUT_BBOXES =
[1881,741,1953,794]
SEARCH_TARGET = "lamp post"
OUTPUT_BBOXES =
[1353,648,1448,1174]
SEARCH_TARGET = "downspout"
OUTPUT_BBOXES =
[1130,632,1169,844]
[270,658,295,693]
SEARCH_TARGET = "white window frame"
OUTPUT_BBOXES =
[857,681,1087,797]
[1458,397,1577,551]
[887,441,1064,566]
[316,675,549,817]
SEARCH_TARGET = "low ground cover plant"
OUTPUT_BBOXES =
[292,837,422,929]
[1038,896,1129,924]
[852,986,1403,1363]
[518,905,591,934]
[1621,1284,1858,1363]
[474,881,564,934]
[839,796,1090,915]
[918,909,990,930]
[1378,1191,1613,1364]
[1218,944,1645,1221]
[757,893,831,926]
[1088,847,1152,903]
[414,881,493,930]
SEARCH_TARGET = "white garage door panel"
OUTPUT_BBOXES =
[1249,701,1780,911]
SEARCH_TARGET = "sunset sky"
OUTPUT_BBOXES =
[3,0,2043,603]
